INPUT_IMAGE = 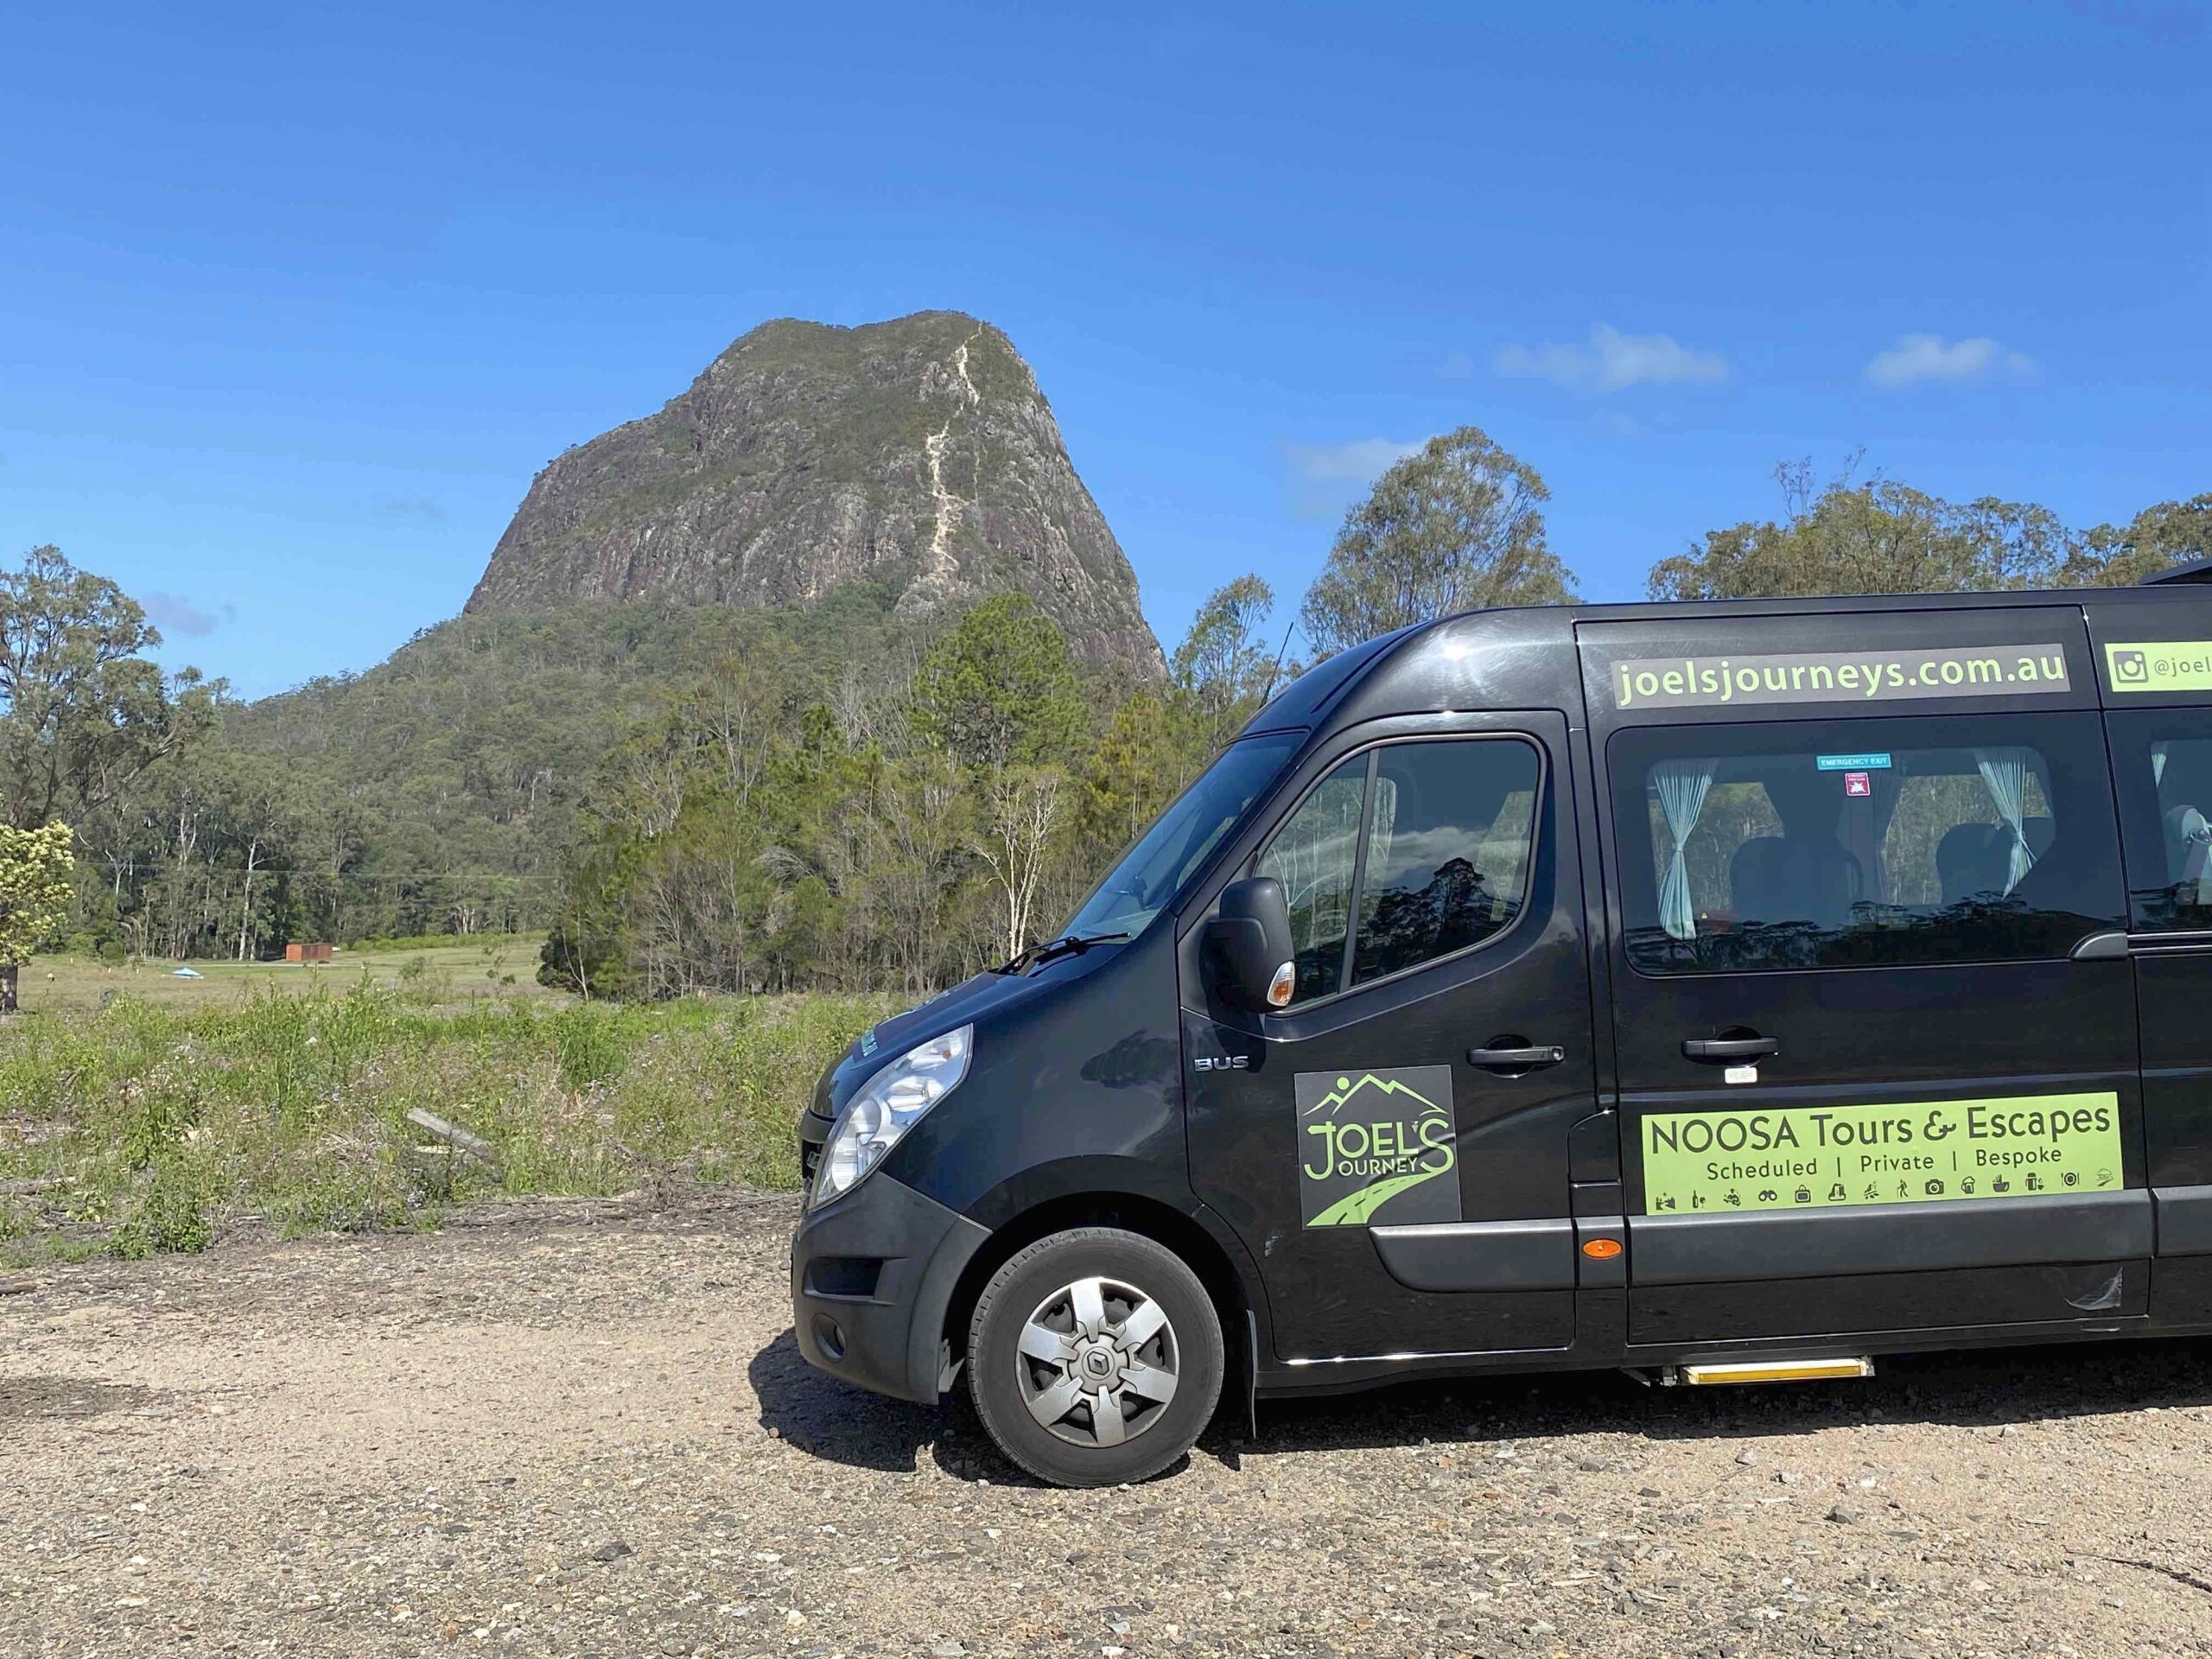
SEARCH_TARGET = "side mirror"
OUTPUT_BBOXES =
[1201,876,1297,1013]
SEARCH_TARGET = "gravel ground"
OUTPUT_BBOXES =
[6,1193,2212,1658]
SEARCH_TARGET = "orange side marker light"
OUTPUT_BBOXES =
[1581,1237,1623,1260]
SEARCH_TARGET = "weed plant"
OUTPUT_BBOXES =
[0,984,895,1264]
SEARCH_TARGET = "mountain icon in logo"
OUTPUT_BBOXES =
[1301,1071,1443,1118]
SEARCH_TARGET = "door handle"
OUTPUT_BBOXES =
[1682,1035,1780,1063]
[2069,928,2130,962]
[1467,1043,1567,1071]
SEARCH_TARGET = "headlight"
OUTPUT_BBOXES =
[810,1024,973,1208]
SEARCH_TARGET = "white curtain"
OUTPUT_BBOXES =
[2170,805,2212,905]
[1974,747,2037,895]
[1654,760,1716,940]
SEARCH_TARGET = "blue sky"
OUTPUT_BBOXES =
[3,1,2205,699]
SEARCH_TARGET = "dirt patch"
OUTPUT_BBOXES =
[6,1192,2212,1656]
[0,1375,163,1422]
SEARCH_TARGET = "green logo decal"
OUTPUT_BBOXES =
[2106,641,2212,693]
[1295,1065,1459,1228]
[1639,1093,2123,1216]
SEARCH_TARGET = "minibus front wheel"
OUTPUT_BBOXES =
[966,1226,1224,1488]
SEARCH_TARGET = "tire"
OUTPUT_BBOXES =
[967,1227,1225,1488]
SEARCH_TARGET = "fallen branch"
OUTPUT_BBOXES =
[404,1109,503,1180]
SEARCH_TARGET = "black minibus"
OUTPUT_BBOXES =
[793,579,2212,1486]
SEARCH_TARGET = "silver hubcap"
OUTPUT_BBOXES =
[1014,1275,1179,1448]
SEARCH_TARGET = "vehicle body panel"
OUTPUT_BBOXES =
[791,581,2212,1414]
[1176,709,1599,1367]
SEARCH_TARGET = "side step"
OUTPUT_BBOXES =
[1661,1357,1875,1388]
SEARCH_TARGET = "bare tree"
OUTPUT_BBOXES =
[972,766,1066,960]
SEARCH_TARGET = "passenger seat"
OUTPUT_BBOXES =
[1936,823,2011,904]
[1729,836,1862,930]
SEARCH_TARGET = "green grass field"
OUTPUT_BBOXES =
[20,937,558,1015]
[0,969,897,1267]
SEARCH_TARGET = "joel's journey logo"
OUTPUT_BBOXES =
[1295,1065,1459,1228]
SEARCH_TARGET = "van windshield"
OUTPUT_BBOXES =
[1061,733,1300,940]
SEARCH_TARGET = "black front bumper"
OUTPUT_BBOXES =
[790,1172,992,1404]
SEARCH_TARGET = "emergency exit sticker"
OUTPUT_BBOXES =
[1639,1093,2122,1216]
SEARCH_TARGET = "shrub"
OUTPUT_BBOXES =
[0,983,893,1264]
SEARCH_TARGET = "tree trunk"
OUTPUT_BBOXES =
[1,963,18,1016]
[238,838,259,962]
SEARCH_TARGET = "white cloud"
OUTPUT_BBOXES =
[1285,436,1425,483]
[1282,436,1428,521]
[1863,334,2039,389]
[142,591,220,637]
[1494,323,1729,394]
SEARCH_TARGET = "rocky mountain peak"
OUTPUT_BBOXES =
[464,310,1164,676]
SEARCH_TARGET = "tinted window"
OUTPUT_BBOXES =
[1352,741,1540,986]
[2107,709,2212,932]
[1611,713,2122,975]
[1255,739,1542,1006]
[1256,758,1365,1004]
[1064,733,1300,938]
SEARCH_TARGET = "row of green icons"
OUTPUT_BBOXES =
[1650,1166,2117,1211]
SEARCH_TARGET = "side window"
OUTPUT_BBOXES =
[1255,739,1543,1006]
[1611,712,2123,975]
[2107,709,2212,932]
[1256,758,1365,1005]
[1352,741,1540,985]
